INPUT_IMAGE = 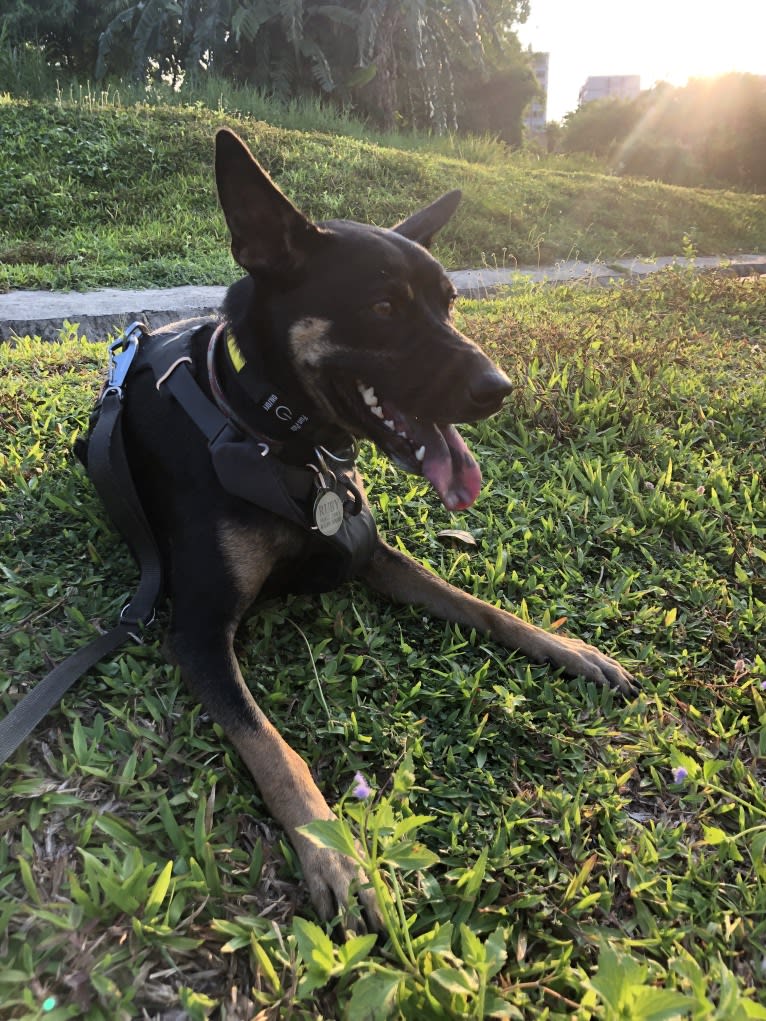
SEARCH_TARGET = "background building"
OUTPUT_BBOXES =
[524,51,550,135]
[579,75,641,105]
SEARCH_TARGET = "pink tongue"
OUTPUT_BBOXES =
[421,424,482,510]
[377,397,482,510]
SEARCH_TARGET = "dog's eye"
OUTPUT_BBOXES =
[372,301,393,318]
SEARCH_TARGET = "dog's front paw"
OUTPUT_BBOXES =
[295,832,384,934]
[549,636,638,696]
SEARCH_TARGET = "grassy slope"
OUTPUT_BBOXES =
[0,98,764,293]
[1,273,765,1019]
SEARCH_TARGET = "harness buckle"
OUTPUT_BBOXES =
[106,321,145,397]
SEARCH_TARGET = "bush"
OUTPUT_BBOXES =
[559,74,766,192]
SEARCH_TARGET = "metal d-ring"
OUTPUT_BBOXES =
[316,442,357,465]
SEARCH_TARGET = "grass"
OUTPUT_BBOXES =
[1,270,765,1019]
[0,47,517,164]
[1,94,765,294]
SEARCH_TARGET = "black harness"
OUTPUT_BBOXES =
[0,319,377,764]
[137,318,378,591]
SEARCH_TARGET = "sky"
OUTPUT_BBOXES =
[516,0,766,122]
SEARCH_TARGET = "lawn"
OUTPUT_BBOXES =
[1,96,765,294]
[1,270,765,1020]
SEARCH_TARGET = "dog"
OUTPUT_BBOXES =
[78,128,635,924]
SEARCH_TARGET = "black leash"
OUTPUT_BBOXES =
[0,625,139,766]
[0,325,162,767]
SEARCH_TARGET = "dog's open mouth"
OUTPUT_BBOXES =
[355,380,482,511]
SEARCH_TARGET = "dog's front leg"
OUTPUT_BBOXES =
[168,622,381,925]
[165,524,380,927]
[363,540,637,694]
[229,700,378,925]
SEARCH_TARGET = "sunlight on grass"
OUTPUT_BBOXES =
[1,98,765,295]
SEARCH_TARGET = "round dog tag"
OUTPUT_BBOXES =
[313,489,344,536]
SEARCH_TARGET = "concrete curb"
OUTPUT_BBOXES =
[1,254,764,342]
[450,253,766,297]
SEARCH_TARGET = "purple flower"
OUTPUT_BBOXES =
[672,766,688,784]
[352,772,372,799]
[761,679,766,690]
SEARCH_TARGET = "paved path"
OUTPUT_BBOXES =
[1,253,764,342]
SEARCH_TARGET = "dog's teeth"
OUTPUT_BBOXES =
[398,431,407,439]
[370,405,384,418]
[384,419,395,430]
[415,445,426,462]
[360,385,378,407]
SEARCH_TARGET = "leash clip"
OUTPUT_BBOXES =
[106,322,144,397]
[311,448,363,517]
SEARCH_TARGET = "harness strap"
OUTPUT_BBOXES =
[154,336,377,589]
[159,358,321,526]
[159,355,230,444]
[87,389,163,627]
[153,326,377,590]
[0,357,164,766]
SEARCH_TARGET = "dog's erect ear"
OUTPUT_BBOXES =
[215,128,322,277]
[392,189,461,248]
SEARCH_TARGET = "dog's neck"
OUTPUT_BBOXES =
[208,318,350,465]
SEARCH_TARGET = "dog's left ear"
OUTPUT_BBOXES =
[392,189,461,248]
[215,128,324,279]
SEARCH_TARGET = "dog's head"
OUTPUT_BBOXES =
[215,129,511,511]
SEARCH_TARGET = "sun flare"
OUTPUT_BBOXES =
[518,0,766,120]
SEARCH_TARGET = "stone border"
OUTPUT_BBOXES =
[1,255,764,342]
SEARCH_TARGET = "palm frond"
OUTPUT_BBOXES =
[95,6,137,79]
[299,35,335,91]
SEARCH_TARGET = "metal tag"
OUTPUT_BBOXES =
[313,488,344,536]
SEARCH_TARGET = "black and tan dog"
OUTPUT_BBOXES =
[81,129,635,923]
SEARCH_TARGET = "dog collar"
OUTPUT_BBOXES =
[207,323,353,464]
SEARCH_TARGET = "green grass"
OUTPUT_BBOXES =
[1,271,765,1019]
[2,50,517,164]
[1,95,764,294]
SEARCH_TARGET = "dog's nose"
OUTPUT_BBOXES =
[468,369,512,413]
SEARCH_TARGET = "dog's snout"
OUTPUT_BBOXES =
[468,369,512,412]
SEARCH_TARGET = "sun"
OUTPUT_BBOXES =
[638,1,766,85]
[518,0,766,120]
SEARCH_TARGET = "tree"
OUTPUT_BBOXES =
[96,0,187,82]
[458,48,539,147]
[350,0,531,133]
[95,0,349,94]
[3,0,106,73]
[4,0,533,140]
[558,74,766,191]
[558,97,640,157]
